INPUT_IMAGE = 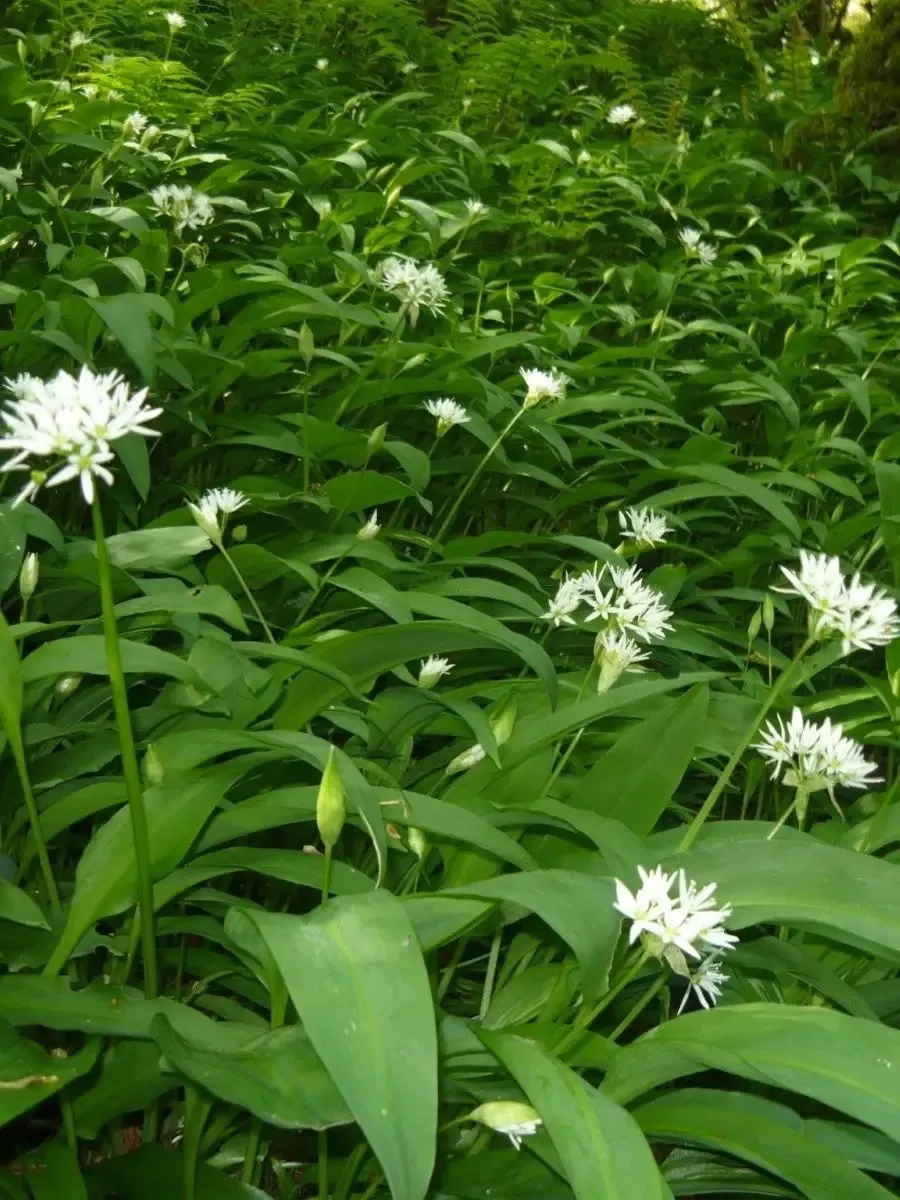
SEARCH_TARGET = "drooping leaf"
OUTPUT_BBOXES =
[248,892,438,1200]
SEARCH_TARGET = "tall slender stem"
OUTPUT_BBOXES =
[241,1117,262,1186]
[423,409,523,564]
[181,1085,210,1200]
[11,734,60,912]
[679,637,814,852]
[318,1130,329,1200]
[555,950,649,1056]
[217,543,276,644]
[92,499,158,999]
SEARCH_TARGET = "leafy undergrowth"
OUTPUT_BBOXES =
[2,2,900,1198]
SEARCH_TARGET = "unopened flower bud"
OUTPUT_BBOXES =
[231,524,247,542]
[143,743,164,785]
[748,609,762,643]
[407,827,427,859]
[357,510,380,541]
[762,593,775,633]
[55,674,82,698]
[19,553,38,601]
[368,423,388,455]
[316,746,346,850]
[418,655,453,689]
[490,697,517,746]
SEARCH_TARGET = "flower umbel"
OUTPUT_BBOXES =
[542,575,583,627]
[754,707,881,799]
[618,506,671,549]
[424,397,470,436]
[607,103,637,125]
[150,184,215,234]
[519,367,568,409]
[186,487,248,544]
[418,656,453,689]
[0,367,162,505]
[165,11,186,31]
[614,866,738,966]
[678,955,729,1014]
[776,551,899,654]
[377,256,449,324]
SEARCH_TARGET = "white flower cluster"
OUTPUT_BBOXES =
[754,706,880,797]
[150,184,215,234]
[618,506,671,549]
[377,256,449,323]
[541,561,673,692]
[615,866,736,1011]
[418,655,453,688]
[607,103,637,125]
[165,11,186,31]
[776,550,899,654]
[0,367,162,505]
[187,486,247,544]
[519,367,569,409]
[424,397,469,435]
[679,226,718,265]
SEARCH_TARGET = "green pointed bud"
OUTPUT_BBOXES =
[298,322,314,365]
[55,674,82,698]
[400,353,427,373]
[231,524,247,543]
[316,747,346,850]
[490,697,517,746]
[144,743,164,786]
[407,827,427,859]
[19,553,38,602]
[367,423,388,454]
[747,609,761,643]
[762,593,775,633]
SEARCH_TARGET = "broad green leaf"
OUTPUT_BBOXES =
[22,636,201,686]
[604,1003,900,1142]
[185,847,372,894]
[44,769,234,974]
[435,1150,573,1199]
[85,1144,268,1199]
[483,1032,670,1200]
[71,1041,172,1138]
[675,464,800,537]
[277,622,557,727]
[0,879,49,930]
[18,1142,88,1200]
[664,830,900,961]
[105,527,213,570]
[447,871,620,999]
[0,504,25,597]
[635,1089,895,1200]
[0,1019,100,1127]
[86,294,171,383]
[248,892,438,1200]
[151,1015,353,1130]
[0,977,261,1043]
[568,684,708,833]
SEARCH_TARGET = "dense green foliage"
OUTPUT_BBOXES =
[2,1,900,1197]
